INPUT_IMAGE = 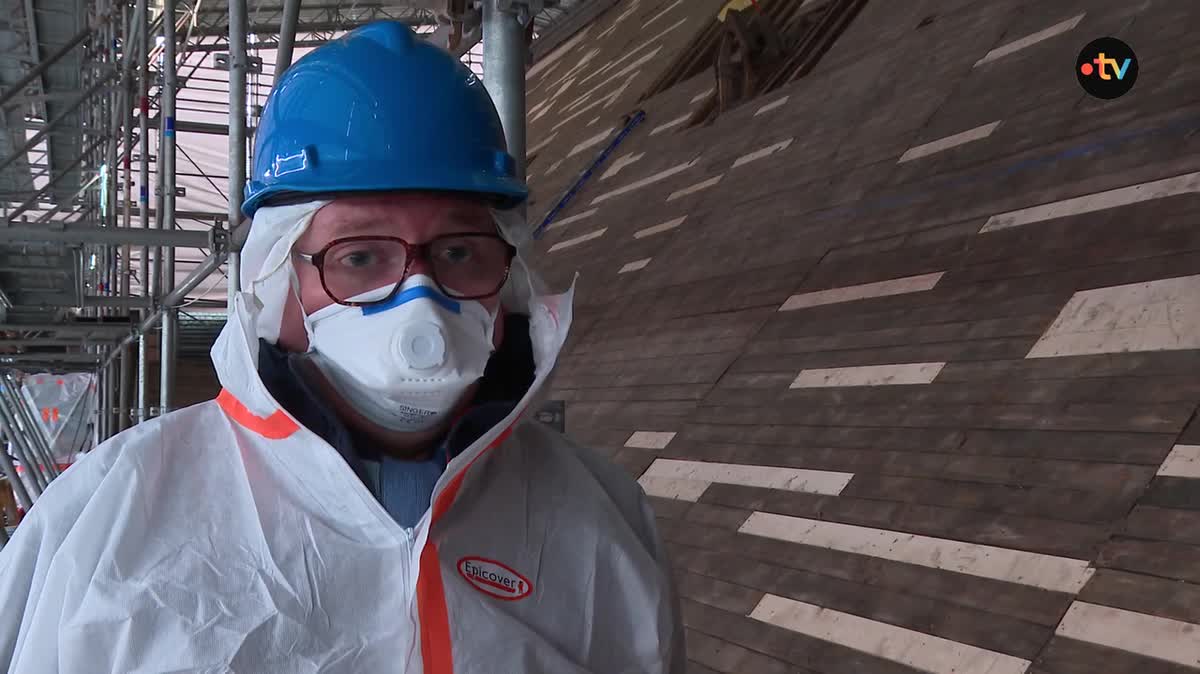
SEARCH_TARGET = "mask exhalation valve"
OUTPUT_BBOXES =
[397,320,447,370]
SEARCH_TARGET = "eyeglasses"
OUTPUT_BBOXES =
[295,233,516,306]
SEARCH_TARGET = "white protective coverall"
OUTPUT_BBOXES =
[0,201,685,673]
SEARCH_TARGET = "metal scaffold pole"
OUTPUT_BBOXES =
[5,376,60,479]
[275,0,302,76]
[0,13,116,109]
[136,0,151,425]
[0,441,32,513]
[0,386,46,497]
[0,75,115,175]
[5,136,109,223]
[105,2,119,233]
[159,0,178,416]
[482,0,528,186]
[96,359,107,440]
[227,0,248,311]
[118,0,141,433]
[103,0,120,439]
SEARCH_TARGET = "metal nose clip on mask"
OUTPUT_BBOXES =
[300,275,497,433]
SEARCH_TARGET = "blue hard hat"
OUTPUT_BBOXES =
[242,21,527,217]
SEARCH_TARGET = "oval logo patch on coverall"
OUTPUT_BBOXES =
[458,557,533,601]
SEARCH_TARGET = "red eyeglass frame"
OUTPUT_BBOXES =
[294,233,517,307]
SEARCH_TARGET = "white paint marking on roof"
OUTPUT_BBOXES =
[545,208,599,232]
[898,121,1002,163]
[590,159,700,205]
[644,0,684,29]
[732,138,794,169]
[579,18,689,87]
[551,75,638,132]
[563,47,662,114]
[547,227,608,253]
[666,174,723,202]
[754,96,790,116]
[625,431,676,449]
[526,131,559,157]
[1055,601,1200,668]
[1158,445,1200,478]
[634,216,687,239]
[751,594,1032,674]
[643,458,853,497]
[650,113,691,136]
[568,128,614,158]
[601,152,646,181]
[603,78,634,110]
[638,476,711,501]
[1026,275,1200,358]
[740,512,1095,593]
[527,26,592,79]
[974,14,1087,67]
[779,272,944,311]
[790,362,946,388]
[618,257,652,274]
[597,0,641,39]
[981,171,1200,233]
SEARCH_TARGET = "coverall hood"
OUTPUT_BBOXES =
[211,199,574,443]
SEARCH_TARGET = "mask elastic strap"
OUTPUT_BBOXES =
[286,261,319,352]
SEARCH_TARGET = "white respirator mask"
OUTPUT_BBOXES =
[297,273,498,433]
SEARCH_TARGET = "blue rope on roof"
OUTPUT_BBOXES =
[533,109,647,240]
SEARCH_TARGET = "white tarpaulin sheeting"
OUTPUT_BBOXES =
[20,373,95,464]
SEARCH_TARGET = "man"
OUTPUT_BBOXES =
[0,22,683,673]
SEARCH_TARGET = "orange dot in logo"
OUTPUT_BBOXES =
[1080,62,1094,76]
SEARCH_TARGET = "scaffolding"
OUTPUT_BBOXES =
[0,0,556,541]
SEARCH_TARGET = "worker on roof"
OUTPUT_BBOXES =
[0,21,683,673]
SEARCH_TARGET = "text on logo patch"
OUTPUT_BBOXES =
[457,557,533,601]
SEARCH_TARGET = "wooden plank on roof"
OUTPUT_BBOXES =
[664,520,1074,627]
[1032,635,1199,674]
[1097,537,1200,584]
[712,484,1108,559]
[684,598,925,674]
[671,541,1050,659]
[1141,476,1200,511]
[1078,568,1200,626]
